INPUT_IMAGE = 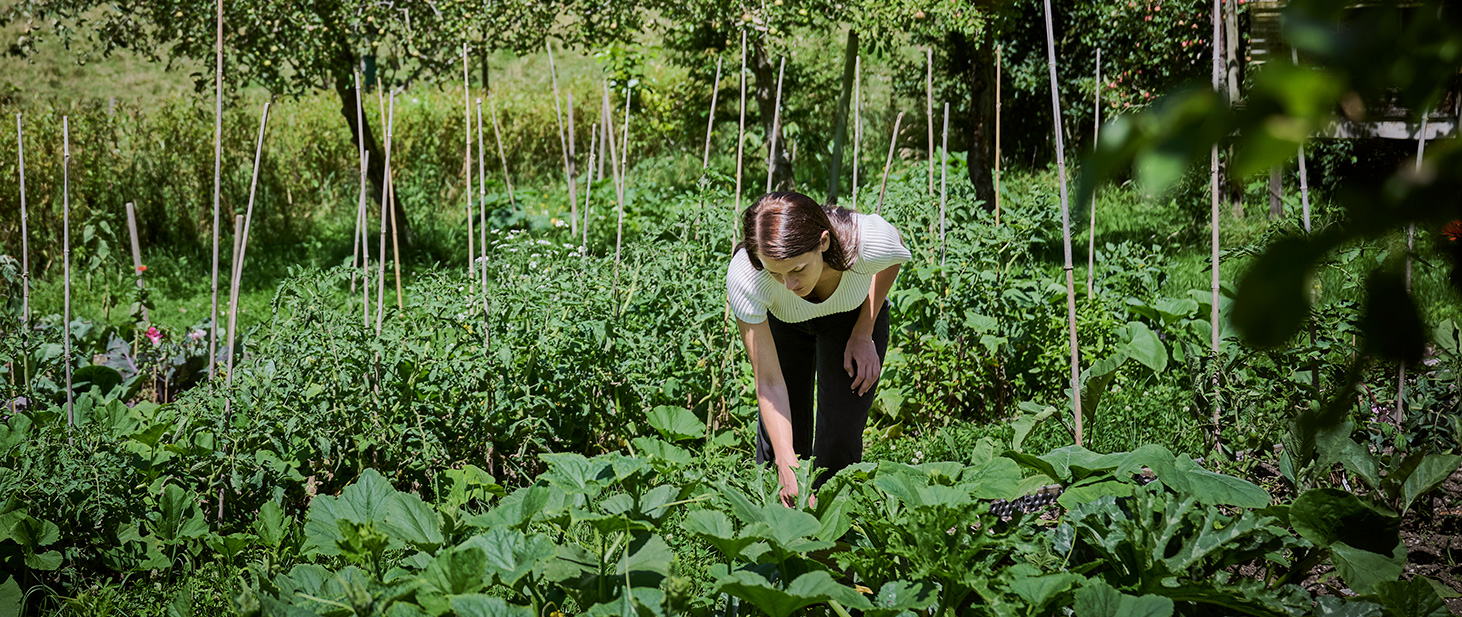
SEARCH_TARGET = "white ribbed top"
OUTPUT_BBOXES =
[727,212,911,324]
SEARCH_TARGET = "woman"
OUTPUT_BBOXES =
[727,192,911,506]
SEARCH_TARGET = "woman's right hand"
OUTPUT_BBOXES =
[776,459,800,507]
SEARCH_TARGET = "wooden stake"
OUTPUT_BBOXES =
[227,101,272,399]
[583,125,598,252]
[62,117,73,436]
[926,47,935,197]
[766,56,786,194]
[358,151,371,327]
[125,202,147,323]
[603,81,625,287]
[352,71,366,297]
[487,94,516,209]
[1209,0,1223,451]
[476,100,489,320]
[1088,49,1100,297]
[1042,0,1083,446]
[209,0,223,381]
[1294,48,1311,233]
[389,168,403,310]
[463,45,475,281]
[17,114,30,370]
[853,55,861,211]
[940,102,949,266]
[734,30,747,251]
[703,58,723,170]
[616,88,633,277]
[876,112,905,215]
[547,41,579,237]
[995,45,1003,227]
[1398,112,1428,424]
[376,93,395,336]
[226,213,244,378]
[568,92,577,236]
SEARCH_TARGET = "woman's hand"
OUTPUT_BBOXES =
[777,458,801,507]
[844,334,881,396]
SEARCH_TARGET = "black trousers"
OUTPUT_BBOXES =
[755,300,891,488]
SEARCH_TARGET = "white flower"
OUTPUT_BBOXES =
[563,243,575,249]
[537,239,552,246]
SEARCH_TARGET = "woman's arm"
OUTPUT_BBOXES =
[737,317,802,506]
[845,263,901,396]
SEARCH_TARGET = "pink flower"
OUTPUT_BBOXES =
[189,329,206,341]
[145,326,163,345]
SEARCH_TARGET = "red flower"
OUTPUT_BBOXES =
[1443,219,1462,242]
[145,326,163,345]
[136,264,147,273]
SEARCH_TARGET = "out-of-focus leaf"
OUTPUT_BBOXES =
[1360,270,1426,365]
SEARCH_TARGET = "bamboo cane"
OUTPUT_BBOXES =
[17,114,30,387]
[125,202,147,323]
[583,125,598,252]
[227,101,272,393]
[703,58,723,170]
[1088,49,1100,297]
[463,45,475,282]
[734,30,747,251]
[62,117,73,437]
[1398,112,1428,424]
[359,151,371,327]
[487,94,515,209]
[1209,0,1223,451]
[940,102,949,266]
[1293,49,1311,233]
[1042,0,1084,447]
[353,71,366,299]
[876,112,905,215]
[476,100,488,320]
[996,45,1003,227]
[389,167,402,310]
[568,92,577,236]
[547,41,579,237]
[926,48,935,197]
[766,57,786,194]
[599,90,609,181]
[226,214,243,377]
[853,55,861,212]
[376,93,395,336]
[603,82,624,286]
[615,88,633,278]
[209,0,223,381]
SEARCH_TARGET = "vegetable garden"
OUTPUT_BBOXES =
[2,0,1462,615]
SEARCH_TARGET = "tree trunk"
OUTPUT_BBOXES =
[333,46,414,248]
[827,30,858,205]
[752,40,794,193]
[945,31,997,211]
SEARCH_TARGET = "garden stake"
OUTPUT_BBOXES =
[700,57,723,242]
[599,89,609,182]
[568,92,577,236]
[209,0,223,381]
[1398,111,1428,424]
[702,57,723,170]
[376,93,396,336]
[477,100,489,321]
[583,125,598,252]
[63,117,73,439]
[852,55,861,211]
[358,151,371,328]
[463,45,476,282]
[352,72,367,299]
[1209,0,1223,451]
[614,88,633,292]
[1042,0,1084,447]
[16,114,30,388]
[926,48,935,197]
[995,44,1003,227]
[488,94,515,210]
[389,167,403,310]
[1088,49,1100,298]
[226,214,244,384]
[876,112,904,215]
[940,102,949,266]
[734,29,747,250]
[766,56,786,194]
[125,202,147,323]
[548,41,579,237]
[1294,49,1310,233]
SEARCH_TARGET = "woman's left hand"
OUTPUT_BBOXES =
[844,334,881,397]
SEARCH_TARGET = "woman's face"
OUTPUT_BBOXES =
[757,231,831,297]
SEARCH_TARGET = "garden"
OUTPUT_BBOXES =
[1,0,1461,615]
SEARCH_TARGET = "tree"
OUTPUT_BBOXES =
[4,0,635,247]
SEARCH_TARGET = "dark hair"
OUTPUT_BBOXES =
[738,192,858,271]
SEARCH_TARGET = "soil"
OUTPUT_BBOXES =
[1401,469,1462,614]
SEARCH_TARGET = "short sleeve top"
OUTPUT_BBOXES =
[726,212,911,324]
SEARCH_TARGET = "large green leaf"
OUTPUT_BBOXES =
[1151,456,1271,508]
[1331,543,1405,595]
[631,437,693,467]
[1075,578,1174,617]
[1011,403,1058,453]
[255,500,288,549]
[682,510,760,561]
[155,484,209,544]
[1290,489,1400,555]
[469,485,552,530]
[863,580,938,617]
[1125,322,1168,373]
[421,544,487,596]
[713,569,871,617]
[646,406,704,442]
[962,457,1025,500]
[1369,576,1450,617]
[0,576,19,617]
[462,527,556,589]
[381,490,443,552]
[1008,572,1083,613]
[1314,596,1383,616]
[303,469,404,556]
[449,594,535,617]
[1232,237,1326,349]
[1401,454,1461,513]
